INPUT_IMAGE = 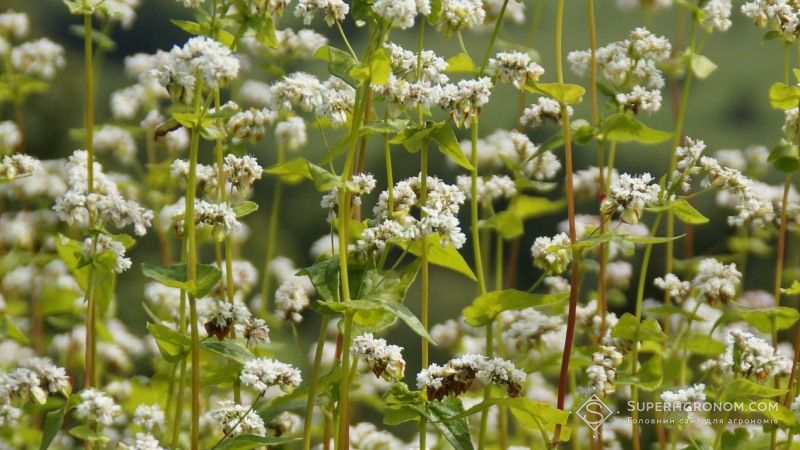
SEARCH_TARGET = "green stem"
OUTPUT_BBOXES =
[259,143,286,315]
[631,212,664,450]
[184,78,204,450]
[478,321,494,450]
[302,317,330,450]
[478,0,509,75]
[470,118,487,295]
[420,144,430,370]
[336,313,354,450]
[82,12,98,390]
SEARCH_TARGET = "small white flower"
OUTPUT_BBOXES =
[530,233,572,274]
[133,404,165,431]
[520,97,572,128]
[210,400,267,436]
[351,333,406,381]
[240,358,302,394]
[294,0,350,26]
[11,38,65,79]
[275,117,308,151]
[488,51,544,87]
[76,388,122,426]
[692,258,741,304]
[602,173,661,224]
[436,0,485,35]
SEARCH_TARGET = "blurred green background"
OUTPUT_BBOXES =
[3,0,792,402]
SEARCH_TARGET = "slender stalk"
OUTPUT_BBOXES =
[420,145,430,370]
[82,12,98,389]
[183,78,204,450]
[478,0,510,74]
[478,320,494,449]
[302,317,330,450]
[335,313,354,450]
[631,213,665,450]
[259,142,286,315]
[552,0,580,444]
[470,119,488,295]
[664,16,698,308]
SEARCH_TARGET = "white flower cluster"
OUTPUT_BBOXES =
[0,10,29,39]
[374,76,443,115]
[701,329,791,379]
[270,73,355,128]
[153,36,240,103]
[252,28,328,60]
[226,107,277,143]
[576,299,619,342]
[417,353,524,400]
[438,77,493,127]
[210,400,266,436]
[85,234,132,273]
[616,0,672,11]
[171,199,239,237]
[501,308,564,351]
[133,404,165,431]
[171,154,263,198]
[240,357,302,394]
[54,150,153,235]
[372,0,430,29]
[275,117,308,150]
[321,172,377,222]
[270,256,315,324]
[203,299,251,339]
[294,0,350,26]
[692,258,741,304]
[76,388,123,426]
[435,0,485,35]
[10,38,65,80]
[351,333,406,381]
[358,175,466,253]
[703,0,733,32]
[587,346,623,396]
[742,0,800,41]
[0,121,21,152]
[0,153,41,180]
[660,384,706,408]
[699,156,775,227]
[671,137,706,192]
[386,43,448,84]
[573,166,619,199]
[459,129,560,180]
[236,317,271,348]
[520,97,573,128]
[568,27,670,112]
[456,174,516,205]
[0,357,70,426]
[615,85,662,114]
[350,422,407,449]
[487,51,544,88]
[128,433,166,450]
[483,0,525,25]
[602,173,661,224]
[654,273,690,302]
[94,125,137,163]
[530,232,572,274]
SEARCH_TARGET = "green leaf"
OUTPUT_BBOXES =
[769,82,800,110]
[213,434,298,450]
[455,397,570,441]
[681,334,725,356]
[600,113,672,144]
[619,354,663,390]
[141,263,221,298]
[480,211,524,239]
[784,280,800,295]
[612,313,666,342]
[735,307,800,333]
[425,398,474,450]
[69,425,108,444]
[201,361,242,387]
[315,45,358,87]
[350,48,391,85]
[255,15,278,49]
[690,53,717,79]
[671,198,709,224]
[147,322,190,362]
[429,122,475,171]
[232,201,259,218]
[525,82,585,105]
[389,124,436,152]
[768,140,800,172]
[0,314,29,344]
[300,257,342,302]
[508,196,566,220]
[446,52,476,74]
[463,289,567,327]
[719,378,785,403]
[317,299,435,343]
[398,235,477,281]
[40,403,68,450]
[265,157,311,184]
[201,340,254,364]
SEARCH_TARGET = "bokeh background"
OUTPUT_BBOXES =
[2,0,794,429]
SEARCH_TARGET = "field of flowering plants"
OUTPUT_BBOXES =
[5,0,800,448]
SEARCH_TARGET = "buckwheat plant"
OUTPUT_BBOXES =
[4,0,800,449]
